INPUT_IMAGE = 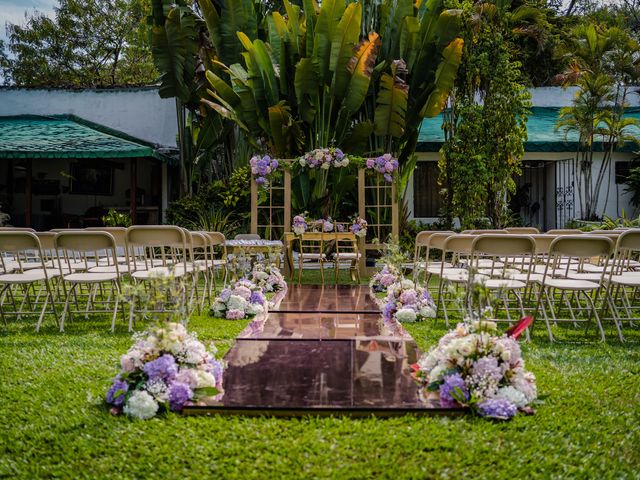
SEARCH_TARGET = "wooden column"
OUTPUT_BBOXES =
[357,168,366,277]
[284,168,291,234]
[250,178,258,234]
[130,158,137,224]
[25,159,33,228]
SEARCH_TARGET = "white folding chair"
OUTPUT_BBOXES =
[55,231,124,332]
[0,232,58,331]
[534,235,613,342]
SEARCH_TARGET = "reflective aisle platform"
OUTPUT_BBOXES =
[183,285,463,417]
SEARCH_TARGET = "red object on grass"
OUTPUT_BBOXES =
[505,316,533,340]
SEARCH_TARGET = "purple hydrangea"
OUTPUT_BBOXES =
[219,288,232,301]
[143,354,178,382]
[168,381,193,411]
[471,356,503,383]
[249,291,265,305]
[382,301,396,321]
[209,358,224,386]
[439,373,469,408]
[106,378,129,406]
[477,398,518,419]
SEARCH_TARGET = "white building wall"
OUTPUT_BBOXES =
[0,87,178,147]
[408,152,637,229]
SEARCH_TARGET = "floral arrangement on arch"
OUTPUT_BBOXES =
[250,154,279,187]
[413,320,537,420]
[370,264,401,294]
[211,279,267,320]
[105,322,224,419]
[364,153,399,183]
[292,212,334,235]
[348,216,368,238]
[298,147,349,170]
[381,278,436,323]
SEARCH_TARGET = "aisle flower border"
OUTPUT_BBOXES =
[210,279,267,320]
[413,320,538,420]
[105,322,224,419]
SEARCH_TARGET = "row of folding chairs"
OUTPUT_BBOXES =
[412,229,640,342]
[0,226,228,332]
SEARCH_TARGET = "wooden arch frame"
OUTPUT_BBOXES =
[250,161,399,277]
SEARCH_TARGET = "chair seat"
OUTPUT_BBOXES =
[0,272,48,283]
[566,272,604,281]
[429,267,466,276]
[510,273,544,283]
[543,278,599,290]
[609,274,640,286]
[300,253,326,260]
[333,252,361,259]
[21,261,56,270]
[63,272,119,283]
[89,266,121,274]
[484,279,527,289]
[24,268,64,277]
[211,259,227,266]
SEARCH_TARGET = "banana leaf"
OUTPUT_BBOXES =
[420,37,463,117]
[329,2,361,101]
[374,72,409,138]
[344,32,381,113]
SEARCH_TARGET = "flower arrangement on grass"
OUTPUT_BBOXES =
[299,147,349,169]
[369,264,401,294]
[349,216,368,238]
[364,153,399,183]
[413,320,537,420]
[250,154,279,187]
[251,263,287,294]
[210,279,266,319]
[382,279,436,323]
[106,322,224,419]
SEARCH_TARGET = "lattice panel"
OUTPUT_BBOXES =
[251,167,291,241]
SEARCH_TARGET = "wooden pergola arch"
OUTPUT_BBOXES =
[250,160,399,277]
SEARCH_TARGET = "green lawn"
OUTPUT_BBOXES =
[1,276,639,479]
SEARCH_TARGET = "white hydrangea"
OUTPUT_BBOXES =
[321,162,331,170]
[400,279,415,290]
[182,339,207,364]
[145,379,169,402]
[212,302,226,317]
[419,306,436,318]
[123,390,159,420]
[511,369,537,403]
[195,370,216,389]
[495,386,528,408]
[246,303,265,315]
[395,308,417,323]
[227,295,248,311]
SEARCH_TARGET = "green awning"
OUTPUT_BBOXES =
[0,114,174,162]
[417,106,640,153]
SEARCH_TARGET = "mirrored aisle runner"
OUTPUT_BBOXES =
[183,285,461,417]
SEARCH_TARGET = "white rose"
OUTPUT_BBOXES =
[123,390,159,420]
[321,162,330,170]
[299,158,306,166]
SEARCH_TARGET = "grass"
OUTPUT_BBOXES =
[1,274,640,479]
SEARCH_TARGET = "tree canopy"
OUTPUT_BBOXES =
[0,0,156,88]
